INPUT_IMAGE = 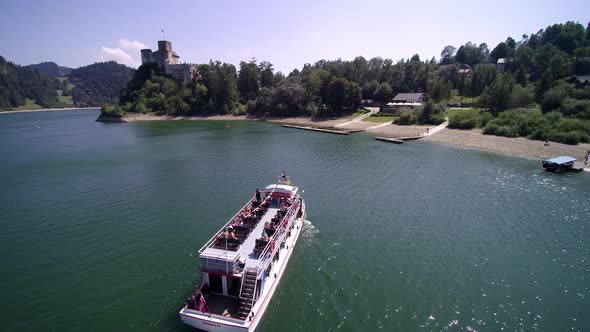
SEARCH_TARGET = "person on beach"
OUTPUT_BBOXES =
[584,150,589,165]
[544,139,550,146]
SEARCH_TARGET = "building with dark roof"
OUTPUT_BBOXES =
[391,93,426,103]
[575,75,590,88]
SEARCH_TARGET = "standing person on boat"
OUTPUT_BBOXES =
[255,187,261,202]
[194,286,207,313]
[280,170,287,184]
[185,295,197,310]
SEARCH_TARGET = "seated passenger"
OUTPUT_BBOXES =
[261,230,269,242]
[265,221,271,228]
[228,226,238,240]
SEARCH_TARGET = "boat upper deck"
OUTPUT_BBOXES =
[199,183,300,276]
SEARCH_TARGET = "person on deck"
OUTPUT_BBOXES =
[255,188,261,202]
[228,227,238,240]
[262,230,269,242]
[186,295,197,310]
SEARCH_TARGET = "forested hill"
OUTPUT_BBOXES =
[0,56,64,110]
[0,58,135,111]
[68,61,134,107]
[27,62,72,78]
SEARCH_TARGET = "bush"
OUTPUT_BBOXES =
[562,131,581,145]
[561,98,590,119]
[481,111,493,126]
[395,108,418,125]
[448,108,479,129]
[233,103,247,116]
[483,108,590,144]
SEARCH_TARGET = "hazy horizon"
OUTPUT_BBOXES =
[1,0,588,73]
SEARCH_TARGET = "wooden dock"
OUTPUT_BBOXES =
[281,124,351,135]
[374,136,403,144]
[374,133,425,144]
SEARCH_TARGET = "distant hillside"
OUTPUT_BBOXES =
[28,61,72,78]
[0,56,66,110]
[67,61,134,107]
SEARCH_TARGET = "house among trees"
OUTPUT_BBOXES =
[574,75,590,88]
[390,93,426,104]
[496,58,507,72]
[380,92,426,113]
[458,64,473,76]
[360,99,378,107]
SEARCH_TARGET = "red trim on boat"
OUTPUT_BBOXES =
[179,311,249,330]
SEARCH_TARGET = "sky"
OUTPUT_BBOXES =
[0,0,588,73]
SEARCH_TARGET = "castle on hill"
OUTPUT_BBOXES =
[141,40,195,82]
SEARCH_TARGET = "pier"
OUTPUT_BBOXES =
[282,124,353,135]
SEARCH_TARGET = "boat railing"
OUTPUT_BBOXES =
[254,196,300,279]
[198,196,256,254]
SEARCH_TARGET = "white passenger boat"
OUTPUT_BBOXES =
[179,174,306,331]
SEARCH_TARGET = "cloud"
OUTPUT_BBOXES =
[118,39,146,52]
[99,39,146,67]
[99,46,139,67]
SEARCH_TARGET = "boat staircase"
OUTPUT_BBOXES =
[238,268,258,320]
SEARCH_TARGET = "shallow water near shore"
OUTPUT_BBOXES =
[1,109,589,331]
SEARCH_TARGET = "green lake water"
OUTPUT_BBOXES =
[1,109,589,331]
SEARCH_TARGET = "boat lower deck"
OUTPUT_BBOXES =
[204,293,240,317]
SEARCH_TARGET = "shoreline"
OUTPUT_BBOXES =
[8,110,589,171]
[0,107,99,114]
[124,114,590,172]
[123,113,590,169]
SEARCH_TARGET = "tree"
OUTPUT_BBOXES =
[573,46,590,74]
[515,65,528,86]
[440,45,456,65]
[509,84,534,108]
[536,69,554,101]
[410,54,421,62]
[362,80,379,99]
[259,61,275,89]
[427,78,452,102]
[490,42,509,63]
[479,73,515,111]
[373,82,392,102]
[237,59,260,102]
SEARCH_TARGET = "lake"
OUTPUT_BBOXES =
[1,109,589,331]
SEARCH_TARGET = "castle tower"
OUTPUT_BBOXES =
[140,49,153,65]
[158,40,173,64]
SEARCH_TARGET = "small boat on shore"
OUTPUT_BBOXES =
[179,173,306,332]
[542,156,582,173]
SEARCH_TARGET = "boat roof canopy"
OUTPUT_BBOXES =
[543,156,576,164]
[265,184,298,198]
[200,247,240,261]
